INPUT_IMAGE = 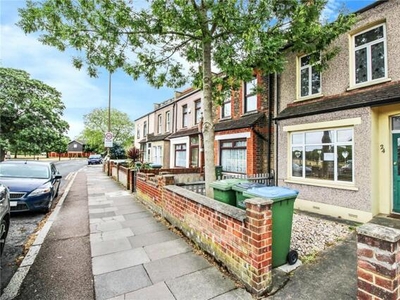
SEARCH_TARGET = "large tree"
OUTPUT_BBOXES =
[0,67,69,161]
[80,107,134,154]
[18,0,355,196]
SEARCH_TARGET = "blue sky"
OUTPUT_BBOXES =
[0,0,377,140]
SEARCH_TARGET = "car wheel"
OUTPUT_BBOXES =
[0,217,9,256]
[44,195,54,214]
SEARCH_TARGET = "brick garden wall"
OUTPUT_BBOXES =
[136,173,273,296]
[357,220,400,299]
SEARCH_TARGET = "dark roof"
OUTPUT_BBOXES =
[167,127,200,139]
[146,133,171,142]
[215,112,265,132]
[276,82,400,120]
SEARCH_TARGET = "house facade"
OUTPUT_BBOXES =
[213,74,274,175]
[134,88,204,169]
[275,0,400,223]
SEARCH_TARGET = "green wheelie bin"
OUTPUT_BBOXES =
[232,182,266,209]
[210,178,249,206]
[243,186,299,268]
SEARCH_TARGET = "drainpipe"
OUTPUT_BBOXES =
[274,73,279,186]
[267,74,273,177]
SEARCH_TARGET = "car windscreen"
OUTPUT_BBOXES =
[0,164,50,179]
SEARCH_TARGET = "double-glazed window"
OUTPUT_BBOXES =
[157,114,162,134]
[353,24,387,85]
[299,54,321,98]
[195,100,202,125]
[290,128,353,182]
[175,144,186,167]
[182,105,188,128]
[152,146,162,165]
[220,139,247,173]
[165,111,171,132]
[190,136,199,168]
[137,127,140,139]
[221,97,231,118]
[143,121,147,137]
[244,76,257,113]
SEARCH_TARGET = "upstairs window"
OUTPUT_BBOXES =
[157,114,162,134]
[143,121,147,137]
[137,127,141,139]
[182,105,188,128]
[194,100,202,125]
[244,76,257,113]
[353,24,387,86]
[166,111,171,132]
[221,97,231,119]
[299,54,321,98]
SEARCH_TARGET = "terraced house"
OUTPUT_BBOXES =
[275,0,400,223]
[134,74,275,176]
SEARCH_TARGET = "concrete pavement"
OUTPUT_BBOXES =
[1,165,358,299]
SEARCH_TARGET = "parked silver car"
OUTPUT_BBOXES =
[0,184,11,255]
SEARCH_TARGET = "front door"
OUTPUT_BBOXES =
[393,133,400,212]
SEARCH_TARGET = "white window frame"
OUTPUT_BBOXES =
[157,114,162,134]
[350,23,388,88]
[220,139,247,174]
[221,96,231,119]
[243,76,257,113]
[166,111,171,132]
[298,54,322,100]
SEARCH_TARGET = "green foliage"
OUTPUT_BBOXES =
[80,107,134,154]
[18,0,355,91]
[0,67,69,160]
[17,0,356,194]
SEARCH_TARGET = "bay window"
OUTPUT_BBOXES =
[175,144,187,167]
[220,139,247,173]
[290,128,353,182]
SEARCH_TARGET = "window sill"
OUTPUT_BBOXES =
[220,116,232,121]
[242,110,258,116]
[284,178,359,191]
[295,93,324,102]
[347,77,392,91]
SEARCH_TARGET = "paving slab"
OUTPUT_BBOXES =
[144,238,192,261]
[144,252,211,284]
[94,265,152,300]
[122,282,176,300]
[92,247,150,275]
[123,210,153,220]
[166,267,237,300]
[122,217,167,235]
[91,237,132,257]
[128,230,179,248]
[90,227,134,243]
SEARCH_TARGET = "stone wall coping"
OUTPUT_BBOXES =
[357,223,400,243]
[245,198,274,206]
[165,185,248,221]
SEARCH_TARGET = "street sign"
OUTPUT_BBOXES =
[104,132,113,147]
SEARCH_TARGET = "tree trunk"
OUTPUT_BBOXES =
[202,40,216,198]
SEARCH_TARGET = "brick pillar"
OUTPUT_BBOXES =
[244,197,273,297]
[158,175,175,209]
[357,222,400,299]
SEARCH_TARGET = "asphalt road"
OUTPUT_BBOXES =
[0,159,87,293]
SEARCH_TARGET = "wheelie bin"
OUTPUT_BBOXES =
[232,182,266,209]
[243,186,299,267]
[210,178,249,206]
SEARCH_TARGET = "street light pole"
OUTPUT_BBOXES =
[107,72,112,157]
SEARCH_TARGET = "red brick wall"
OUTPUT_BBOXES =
[136,174,273,296]
[357,222,400,299]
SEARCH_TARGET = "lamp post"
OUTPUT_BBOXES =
[107,72,112,157]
